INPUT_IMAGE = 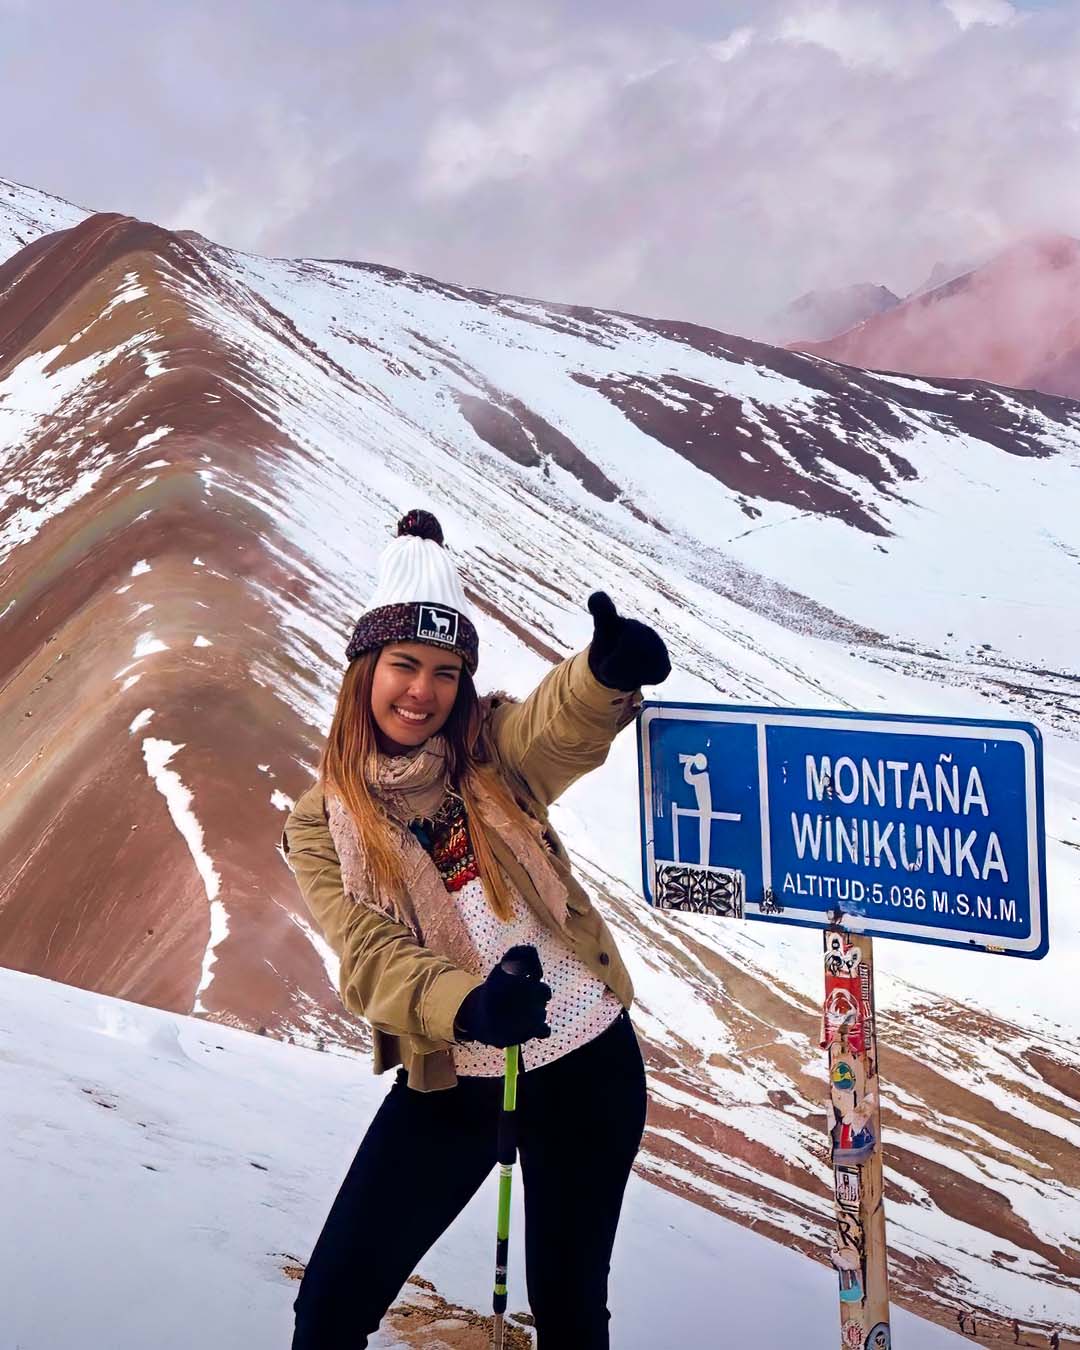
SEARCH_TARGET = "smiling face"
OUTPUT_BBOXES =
[370,642,464,754]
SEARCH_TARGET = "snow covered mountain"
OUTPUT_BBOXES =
[0,175,87,260]
[2,179,1079,1342]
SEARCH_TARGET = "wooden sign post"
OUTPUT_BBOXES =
[823,928,890,1349]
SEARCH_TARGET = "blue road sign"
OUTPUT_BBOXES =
[637,702,1048,958]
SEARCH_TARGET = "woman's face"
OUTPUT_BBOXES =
[370,642,464,754]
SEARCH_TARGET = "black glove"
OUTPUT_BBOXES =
[453,944,552,1049]
[586,591,671,692]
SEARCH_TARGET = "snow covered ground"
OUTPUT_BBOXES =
[0,175,86,259]
[0,966,966,1349]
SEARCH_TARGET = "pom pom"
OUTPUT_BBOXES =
[396,509,444,546]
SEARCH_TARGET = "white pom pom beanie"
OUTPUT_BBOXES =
[345,510,480,673]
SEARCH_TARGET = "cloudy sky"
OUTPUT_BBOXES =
[1,0,1077,334]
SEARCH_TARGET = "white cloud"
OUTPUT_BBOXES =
[417,67,612,200]
[2,0,1076,334]
[778,1,956,71]
[945,0,1016,29]
[708,27,755,62]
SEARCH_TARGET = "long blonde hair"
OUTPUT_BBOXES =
[320,648,529,922]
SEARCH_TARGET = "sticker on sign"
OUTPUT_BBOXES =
[637,702,1048,958]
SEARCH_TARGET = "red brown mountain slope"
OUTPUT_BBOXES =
[799,234,1080,399]
[0,213,353,1040]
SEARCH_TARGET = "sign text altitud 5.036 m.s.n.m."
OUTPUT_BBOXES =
[637,702,1048,958]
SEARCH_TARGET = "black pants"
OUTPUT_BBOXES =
[292,1011,647,1350]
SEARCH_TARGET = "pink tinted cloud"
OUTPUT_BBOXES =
[1,0,1076,336]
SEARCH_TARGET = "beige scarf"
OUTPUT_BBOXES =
[326,735,569,977]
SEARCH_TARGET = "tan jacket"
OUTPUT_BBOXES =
[281,650,640,1091]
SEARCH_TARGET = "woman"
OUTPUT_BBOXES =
[282,509,670,1349]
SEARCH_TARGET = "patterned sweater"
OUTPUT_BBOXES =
[410,792,621,1077]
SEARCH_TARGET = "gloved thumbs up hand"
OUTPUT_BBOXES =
[586,591,671,692]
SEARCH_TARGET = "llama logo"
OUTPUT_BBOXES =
[416,604,459,647]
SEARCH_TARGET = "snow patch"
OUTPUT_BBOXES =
[285,910,339,990]
[139,739,226,1013]
[101,274,149,317]
[131,427,172,453]
[133,634,169,659]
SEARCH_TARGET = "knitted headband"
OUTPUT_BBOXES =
[345,510,480,674]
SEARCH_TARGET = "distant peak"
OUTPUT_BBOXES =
[763,282,901,345]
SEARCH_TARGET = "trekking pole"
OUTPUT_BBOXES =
[492,1040,520,1350]
[492,947,536,1350]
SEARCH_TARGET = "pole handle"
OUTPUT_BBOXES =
[498,943,545,983]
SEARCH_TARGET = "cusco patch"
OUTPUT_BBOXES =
[417,604,459,647]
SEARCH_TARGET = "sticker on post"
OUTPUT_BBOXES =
[830,1244,864,1304]
[831,1057,858,1095]
[836,1211,866,1257]
[832,1119,876,1165]
[823,985,864,1051]
[823,932,867,1051]
[835,1165,862,1211]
